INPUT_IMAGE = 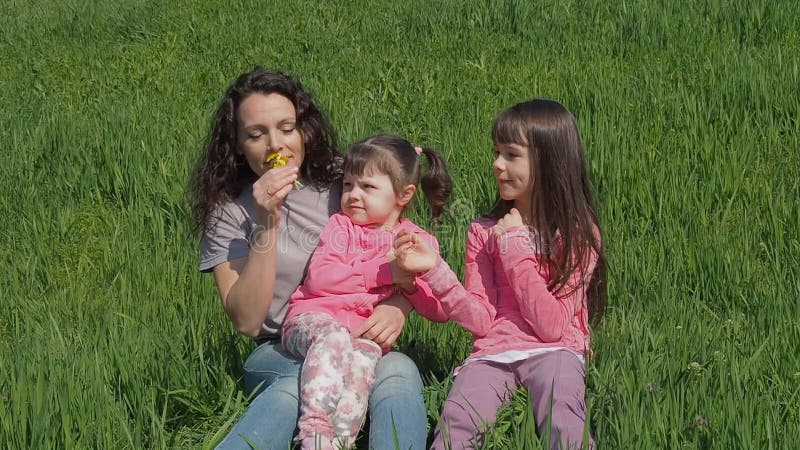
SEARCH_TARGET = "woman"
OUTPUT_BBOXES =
[191,68,427,450]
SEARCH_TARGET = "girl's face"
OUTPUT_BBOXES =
[341,169,409,229]
[492,142,533,207]
[236,93,304,176]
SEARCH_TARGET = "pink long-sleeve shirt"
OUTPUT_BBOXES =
[286,212,448,331]
[420,218,596,360]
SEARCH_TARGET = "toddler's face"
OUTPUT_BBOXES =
[341,171,402,229]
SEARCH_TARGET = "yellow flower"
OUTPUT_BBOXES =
[265,151,290,168]
[264,151,302,188]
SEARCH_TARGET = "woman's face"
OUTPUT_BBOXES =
[236,93,304,176]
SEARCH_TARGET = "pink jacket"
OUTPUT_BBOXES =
[286,212,448,331]
[420,218,596,360]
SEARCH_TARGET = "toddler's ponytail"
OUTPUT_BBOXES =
[418,147,452,222]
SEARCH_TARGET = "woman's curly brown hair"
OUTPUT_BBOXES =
[190,68,340,231]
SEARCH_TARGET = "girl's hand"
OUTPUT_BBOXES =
[252,166,299,226]
[393,229,438,274]
[387,248,415,289]
[493,208,525,236]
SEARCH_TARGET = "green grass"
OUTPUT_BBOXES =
[1,0,799,448]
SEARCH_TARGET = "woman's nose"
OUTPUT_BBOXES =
[267,131,284,152]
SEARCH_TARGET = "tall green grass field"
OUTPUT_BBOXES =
[1,0,798,448]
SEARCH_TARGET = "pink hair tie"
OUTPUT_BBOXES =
[414,146,423,156]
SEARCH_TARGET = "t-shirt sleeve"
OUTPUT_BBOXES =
[199,204,252,272]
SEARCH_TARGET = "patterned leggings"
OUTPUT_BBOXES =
[282,312,382,449]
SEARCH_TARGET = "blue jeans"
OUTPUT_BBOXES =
[214,341,427,450]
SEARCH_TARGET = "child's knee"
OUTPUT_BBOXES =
[433,399,490,450]
[353,338,382,356]
[548,416,589,450]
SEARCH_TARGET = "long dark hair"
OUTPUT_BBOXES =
[344,134,452,222]
[190,67,340,231]
[489,99,606,326]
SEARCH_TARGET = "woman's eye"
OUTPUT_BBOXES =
[248,131,263,139]
[281,127,295,134]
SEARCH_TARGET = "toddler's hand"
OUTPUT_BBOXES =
[493,208,525,236]
[393,230,437,274]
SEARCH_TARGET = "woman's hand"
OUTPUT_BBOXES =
[216,168,297,337]
[492,208,525,236]
[351,295,412,352]
[392,229,438,274]
[252,166,299,226]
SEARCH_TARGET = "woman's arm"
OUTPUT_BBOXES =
[213,223,279,337]
[211,167,298,337]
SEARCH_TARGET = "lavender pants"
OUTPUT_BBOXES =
[283,312,382,450]
[431,350,594,450]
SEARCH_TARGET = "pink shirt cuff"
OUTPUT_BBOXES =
[419,256,448,286]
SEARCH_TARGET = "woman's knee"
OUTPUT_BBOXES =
[250,374,300,409]
[372,351,423,393]
[242,342,302,395]
[369,351,424,417]
[368,352,427,450]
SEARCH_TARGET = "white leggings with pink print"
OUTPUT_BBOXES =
[282,312,382,450]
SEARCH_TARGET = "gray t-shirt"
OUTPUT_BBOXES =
[199,181,342,340]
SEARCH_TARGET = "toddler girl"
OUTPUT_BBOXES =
[282,134,452,449]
